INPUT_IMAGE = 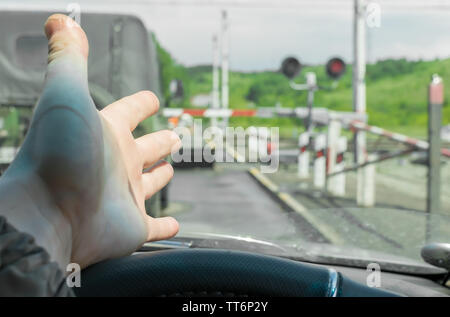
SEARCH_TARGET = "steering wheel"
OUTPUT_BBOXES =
[74,249,398,297]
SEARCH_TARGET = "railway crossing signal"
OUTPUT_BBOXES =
[326,57,346,79]
[280,57,302,79]
[280,56,347,81]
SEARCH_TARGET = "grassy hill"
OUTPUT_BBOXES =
[165,58,450,138]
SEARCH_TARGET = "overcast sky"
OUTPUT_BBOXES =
[3,0,450,71]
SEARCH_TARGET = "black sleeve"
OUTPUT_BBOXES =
[0,215,74,297]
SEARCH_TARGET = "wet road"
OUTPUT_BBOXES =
[164,164,450,261]
[166,167,325,244]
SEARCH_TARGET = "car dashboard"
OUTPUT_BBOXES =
[73,237,450,297]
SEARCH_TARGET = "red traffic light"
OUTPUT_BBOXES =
[326,57,346,79]
[281,57,302,79]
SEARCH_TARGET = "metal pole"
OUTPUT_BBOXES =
[221,10,229,129]
[427,74,443,216]
[306,72,317,135]
[353,0,369,206]
[212,34,220,128]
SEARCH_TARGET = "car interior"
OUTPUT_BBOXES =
[74,237,450,297]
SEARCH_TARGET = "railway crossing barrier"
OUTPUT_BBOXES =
[164,76,449,208]
[349,120,450,158]
[162,106,384,204]
[162,107,366,126]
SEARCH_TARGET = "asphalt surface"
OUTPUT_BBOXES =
[164,162,450,261]
[165,166,326,244]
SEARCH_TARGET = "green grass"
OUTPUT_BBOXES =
[2,44,449,144]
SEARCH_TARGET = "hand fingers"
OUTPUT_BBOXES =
[136,130,181,169]
[100,91,160,131]
[142,161,174,200]
[146,216,179,241]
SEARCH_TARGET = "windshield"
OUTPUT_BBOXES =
[0,0,449,274]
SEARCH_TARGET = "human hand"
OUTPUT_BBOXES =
[0,14,181,269]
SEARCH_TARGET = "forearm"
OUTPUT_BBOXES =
[0,172,73,271]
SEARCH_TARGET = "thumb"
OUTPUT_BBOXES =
[36,13,94,111]
[44,13,89,67]
[20,14,103,208]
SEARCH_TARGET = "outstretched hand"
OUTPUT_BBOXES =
[0,14,181,269]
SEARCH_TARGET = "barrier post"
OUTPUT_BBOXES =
[211,34,220,128]
[354,0,368,207]
[220,10,229,129]
[298,132,310,178]
[327,119,342,193]
[361,153,376,206]
[426,74,443,242]
[330,136,348,196]
[306,72,317,135]
[313,134,326,188]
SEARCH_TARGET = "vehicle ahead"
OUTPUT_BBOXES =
[0,10,167,216]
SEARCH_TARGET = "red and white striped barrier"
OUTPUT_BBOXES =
[163,108,257,118]
[163,107,366,126]
[349,120,450,158]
